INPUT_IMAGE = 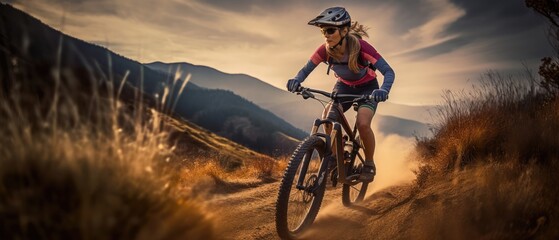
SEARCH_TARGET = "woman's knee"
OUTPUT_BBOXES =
[356,119,372,131]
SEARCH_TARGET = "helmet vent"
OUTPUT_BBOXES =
[307,7,351,27]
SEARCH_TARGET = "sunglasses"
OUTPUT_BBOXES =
[320,27,338,35]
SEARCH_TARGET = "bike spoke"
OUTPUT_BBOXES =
[286,155,322,230]
[276,135,327,238]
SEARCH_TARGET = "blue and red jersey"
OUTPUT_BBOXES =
[293,39,394,92]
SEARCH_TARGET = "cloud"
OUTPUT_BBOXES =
[400,36,472,60]
[398,0,466,50]
[425,0,551,60]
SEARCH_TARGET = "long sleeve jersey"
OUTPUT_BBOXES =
[293,39,395,92]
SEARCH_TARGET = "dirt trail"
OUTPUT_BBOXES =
[207,165,556,240]
[209,178,420,240]
[210,180,281,240]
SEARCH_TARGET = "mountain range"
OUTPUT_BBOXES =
[0,3,302,157]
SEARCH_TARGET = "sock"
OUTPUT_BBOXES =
[365,159,375,167]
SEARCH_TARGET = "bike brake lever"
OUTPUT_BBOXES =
[301,90,314,99]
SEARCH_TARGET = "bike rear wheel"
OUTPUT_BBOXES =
[342,136,369,206]
[275,135,328,239]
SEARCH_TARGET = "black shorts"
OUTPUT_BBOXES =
[332,79,379,112]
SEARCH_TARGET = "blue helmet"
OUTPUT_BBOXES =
[308,7,351,27]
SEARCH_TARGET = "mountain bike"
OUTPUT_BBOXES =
[275,86,377,239]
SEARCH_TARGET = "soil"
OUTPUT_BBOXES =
[208,178,420,240]
[205,165,554,240]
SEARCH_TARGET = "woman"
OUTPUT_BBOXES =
[286,6,395,182]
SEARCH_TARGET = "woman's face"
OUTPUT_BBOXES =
[320,26,345,48]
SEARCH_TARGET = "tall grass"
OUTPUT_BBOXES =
[0,62,215,239]
[416,71,559,173]
[411,71,559,238]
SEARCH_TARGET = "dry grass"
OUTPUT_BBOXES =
[0,71,216,239]
[409,161,559,239]
[416,71,559,173]
[410,71,559,238]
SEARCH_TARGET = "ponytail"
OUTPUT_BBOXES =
[347,21,369,72]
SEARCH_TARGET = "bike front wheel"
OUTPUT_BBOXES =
[342,136,369,206]
[275,135,328,239]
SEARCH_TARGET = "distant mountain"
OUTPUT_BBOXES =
[376,115,431,138]
[377,102,435,124]
[146,61,322,131]
[146,62,433,137]
[0,3,303,156]
[170,85,306,155]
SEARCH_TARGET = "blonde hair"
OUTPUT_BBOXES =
[325,21,369,73]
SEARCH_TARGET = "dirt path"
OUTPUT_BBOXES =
[209,178,419,240]
[210,180,281,240]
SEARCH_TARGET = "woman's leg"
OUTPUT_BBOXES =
[356,106,376,182]
[356,107,375,162]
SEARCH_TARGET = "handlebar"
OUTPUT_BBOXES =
[295,86,375,103]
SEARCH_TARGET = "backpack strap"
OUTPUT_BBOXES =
[325,48,377,75]
[326,54,333,75]
[359,51,376,71]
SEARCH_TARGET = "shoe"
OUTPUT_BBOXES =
[358,163,376,182]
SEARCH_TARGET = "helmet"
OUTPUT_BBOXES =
[308,7,351,27]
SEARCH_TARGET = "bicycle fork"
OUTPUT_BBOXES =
[294,119,350,193]
[310,118,352,185]
[295,119,336,194]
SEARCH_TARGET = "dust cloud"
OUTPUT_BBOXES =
[369,124,418,195]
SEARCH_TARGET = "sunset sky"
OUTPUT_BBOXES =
[5,0,554,105]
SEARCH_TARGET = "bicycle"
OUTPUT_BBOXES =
[275,86,377,239]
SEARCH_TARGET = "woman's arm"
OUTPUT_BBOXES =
[359,39,395,92]
[293,60,319,83]
[374,57,395,92]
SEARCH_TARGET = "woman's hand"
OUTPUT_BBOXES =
[287,79,301,92]
[371,89,388,102]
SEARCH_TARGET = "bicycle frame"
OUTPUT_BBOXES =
[294,87,371,189]
[295,103,360,188]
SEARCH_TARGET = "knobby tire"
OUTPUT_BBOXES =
[275,135,327,239]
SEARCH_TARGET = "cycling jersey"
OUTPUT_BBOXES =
[293,39,394,92]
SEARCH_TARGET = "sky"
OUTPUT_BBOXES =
[5,0,554,105]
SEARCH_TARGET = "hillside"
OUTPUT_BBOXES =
[165,117,271,166]
[0,3,303,157]
[170,85,304,155]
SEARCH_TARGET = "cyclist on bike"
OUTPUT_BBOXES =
[286,6,395,183]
